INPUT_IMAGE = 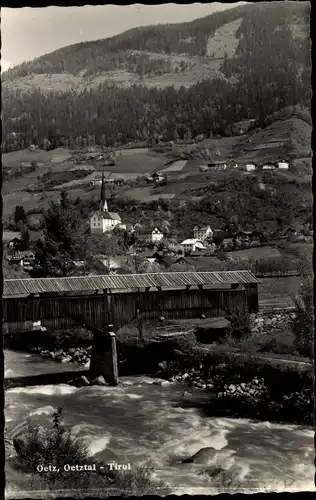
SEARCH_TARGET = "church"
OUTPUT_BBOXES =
[90,173,122,234]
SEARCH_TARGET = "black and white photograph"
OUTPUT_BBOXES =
[2,1,313,497]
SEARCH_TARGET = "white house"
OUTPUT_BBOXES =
[262,162,276,171]
[277,160,289,170]
[245,162,257,172]
[134,227,164,243]
[181,239,206,253]
[90,174,122,234]
[193,225,213,241]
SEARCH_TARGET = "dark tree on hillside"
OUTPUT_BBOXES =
[14,205,26,224]
[34,191,86,276]
[21,227,30,251]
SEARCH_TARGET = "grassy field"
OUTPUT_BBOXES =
[258,276,302,310]
[2,147,73,168]
[3,191,60,218]
[226,246,283,261]
[161,160,187,172]
[110,151,165,173]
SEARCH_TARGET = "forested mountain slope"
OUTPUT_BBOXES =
[2,1,310,91]
[2,2,311,152]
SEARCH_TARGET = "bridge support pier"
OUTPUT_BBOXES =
[89,325,118,386]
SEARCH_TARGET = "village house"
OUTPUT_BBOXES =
[207,161,227,171]
[261,162,276,171]
[233,231,253,246]
[244,162,257,172]
[6,250,36,270]
[228,161,238,169]
[146,172,165,183]
[180,238,206,253]
[277,160,289,170]
[134,227,164,243]
[193,225,213,242]
[90,174,122,234]
[3,231,23,251]
[154,254,178,269]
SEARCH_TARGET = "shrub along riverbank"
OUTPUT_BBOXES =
[6,408,171,496]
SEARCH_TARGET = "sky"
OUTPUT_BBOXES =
[1,3,245,71]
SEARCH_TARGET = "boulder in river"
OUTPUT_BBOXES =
[182,447,217,464]
[69,375,90,387]
[90,375,109,386]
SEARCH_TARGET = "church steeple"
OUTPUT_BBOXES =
[99,172,108,212]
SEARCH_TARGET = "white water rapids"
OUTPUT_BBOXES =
[5,350,315,495]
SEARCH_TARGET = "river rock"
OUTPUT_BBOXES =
[60,356,72,363]
[158,361,168,372]
[182,447,217,464]
[90,375,109,386]
[69,375,90,387]
[161,380,172,387]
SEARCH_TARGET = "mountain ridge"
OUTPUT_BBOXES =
[2,1,310,92]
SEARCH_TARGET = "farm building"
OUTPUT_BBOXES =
[277,160,289,170]
[193,225,213,242]
[207,162,227,170]
[3,231,23,250]
[244,162,257,172]
[134,227,164,243]
[181,239,206,253]
[261,162,276,171]
[6,250,36,270]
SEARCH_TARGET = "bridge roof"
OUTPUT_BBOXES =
[3,271,259,297]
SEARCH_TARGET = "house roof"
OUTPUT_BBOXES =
[3,231,22,242]
[108,212,121,221]
[135,227,161,234]
[181,239,203,245]
[93,211,121,221]
[193,226,212,231]
[3,270,260,297]
[155,255,178,267]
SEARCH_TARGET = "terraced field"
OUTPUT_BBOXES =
[258,276,302,311]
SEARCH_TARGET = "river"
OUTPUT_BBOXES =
[5,349,314,496]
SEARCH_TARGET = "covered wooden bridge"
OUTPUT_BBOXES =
[3,271,259,384]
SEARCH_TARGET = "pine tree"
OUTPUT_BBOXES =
[14,205,26,224]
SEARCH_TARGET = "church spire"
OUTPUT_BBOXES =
[99,172,108,212]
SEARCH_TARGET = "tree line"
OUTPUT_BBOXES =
[2,65,310,153]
